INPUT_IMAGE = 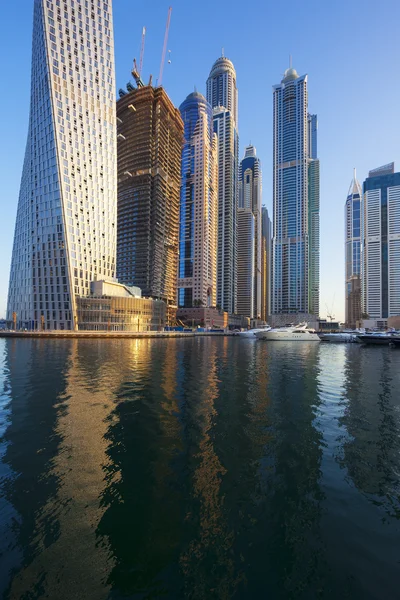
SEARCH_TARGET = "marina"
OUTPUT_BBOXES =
[1,337,400,599]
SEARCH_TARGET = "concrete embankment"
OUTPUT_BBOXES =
[0,331,229,339]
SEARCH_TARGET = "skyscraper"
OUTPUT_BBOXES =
[345,170,362,328]
[238,145,262,318]
[116,86,184,318]
[308,114,320,316]
[7,0,117,330]
[237,209,255,318]
[207,57,239,314]
[362,163,400,321]
[178,92,218,308]
[272,66,320,317]
[261,206,272,322]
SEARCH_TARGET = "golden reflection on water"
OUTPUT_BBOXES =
[179,339,242,599]
[8,340,118,600]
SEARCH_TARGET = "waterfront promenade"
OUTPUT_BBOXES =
[0,330,228,339]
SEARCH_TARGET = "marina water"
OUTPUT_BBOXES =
[0,337,399,599]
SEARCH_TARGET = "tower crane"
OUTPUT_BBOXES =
[131,26,146,88]
[131,58,144,88]
[158,6,172,87]
[139,26,146,76]
[325,294,336,322]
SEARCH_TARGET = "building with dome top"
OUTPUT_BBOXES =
[177,92,218,309]
[206,56,239,314]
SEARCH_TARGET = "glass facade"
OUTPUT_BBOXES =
[272,68,319,315]
[345,174,362,327]
[7,0,117,331]
[362,169,400,319]
[178,92,218,308]
[76,296,166,331]
[207,57,239,315]
[238,146,262,318]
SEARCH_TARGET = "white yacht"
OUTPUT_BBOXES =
[238,325,271,338]
[255,323,320,342]
[319,332,358,343]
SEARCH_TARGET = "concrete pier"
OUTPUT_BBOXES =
[0,331,229,339]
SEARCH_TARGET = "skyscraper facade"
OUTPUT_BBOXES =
[238,145,262,318]
[261,206,272,322]
[237,210,255,318]
[345,170,362,327]
[116,86,184,317]
[272,67,320,316]
[362,163,400,320]
[308,115,320,316]
[178,92,218,308]
[7,0,117,330]
[207,57,239,314]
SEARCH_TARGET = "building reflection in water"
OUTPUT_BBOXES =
[1,339,71,597]
[96,338,184,597]
[256,342,326,597]
[1,339,133,599]
[0,337,368,599]
[340,346,400,517]
[178,338,241,599]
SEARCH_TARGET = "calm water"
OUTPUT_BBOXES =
[0,338,400,599]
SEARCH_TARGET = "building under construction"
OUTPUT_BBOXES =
[116,85,184,322]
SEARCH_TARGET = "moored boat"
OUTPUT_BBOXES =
[355,333,400,346]
[255,323,320,342]
[238,326,271,338]
[319,332,358,343]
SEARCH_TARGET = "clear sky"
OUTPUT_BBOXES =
[0,0,399,320]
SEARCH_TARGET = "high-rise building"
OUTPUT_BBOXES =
[308,114,320,316]
[362,163,400,320]
[272,66,320,316]
[7,0,117,330]
[207,57,239,314]
[261,206,272,322]
[238,145,262,318]
[206,56,238,127]
[178,92,218,308]
[345,169,362,328]
[237,210,255,318]
[116,86,184,319]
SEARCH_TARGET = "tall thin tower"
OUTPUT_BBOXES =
[178,92,218,308]
[7,0,117,330]
[272,65,320,316]
[238,145,262,318]
[345,169,362,327]
[206,57,239,314]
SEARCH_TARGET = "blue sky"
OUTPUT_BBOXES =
[0,0,399,320]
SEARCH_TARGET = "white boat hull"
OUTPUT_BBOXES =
[238,327,271,338]
[256,331,320,342]
[320,333,357,343]
[238,330,258,338]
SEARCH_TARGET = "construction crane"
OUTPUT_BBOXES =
[325,294,336,322]
[139,26,146,76]
[158,6,172,87]
[131,58,144,88]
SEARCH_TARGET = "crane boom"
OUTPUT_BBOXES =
[158,6,172,86]
[139,26,146,76]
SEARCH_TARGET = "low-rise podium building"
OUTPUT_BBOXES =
[76,280,165,332]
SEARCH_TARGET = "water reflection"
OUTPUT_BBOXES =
[0,338,400,599]
[340,346,400,517]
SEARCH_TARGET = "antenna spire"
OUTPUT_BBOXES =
[221,47,224,57]
[289,54,292,68]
